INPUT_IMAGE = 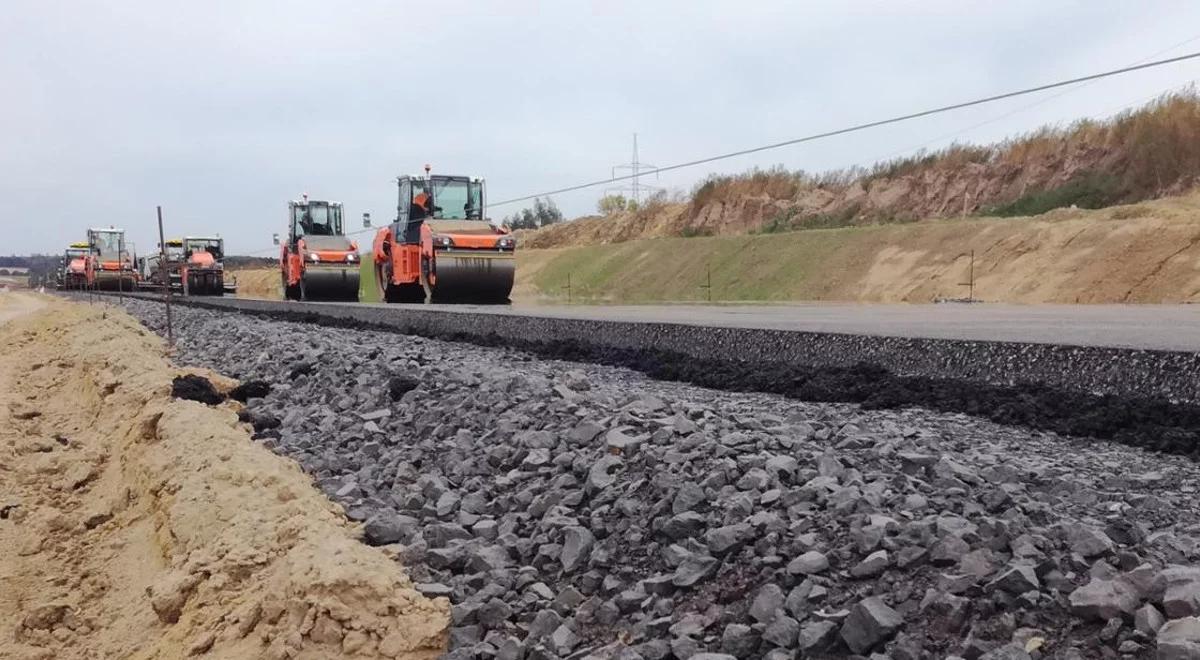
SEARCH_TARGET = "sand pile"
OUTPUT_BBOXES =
[229,269,283,301]
[0,292,448,659]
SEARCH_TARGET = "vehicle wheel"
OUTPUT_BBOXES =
[384,283,423,303]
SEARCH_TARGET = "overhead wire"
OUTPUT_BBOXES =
[487,51,1200,207]
[235,50,1200,256]
[861,34,1200,167]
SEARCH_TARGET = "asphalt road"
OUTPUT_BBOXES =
[353,301,1200,352]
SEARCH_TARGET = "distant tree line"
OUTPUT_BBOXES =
[503,198,563,230]
[0,255,36,268]
[2,254,58,276]
[224,255,277,268]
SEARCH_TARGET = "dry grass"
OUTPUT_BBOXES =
[689,165,863,211]
[866,143,992,181]
[687,89,1200,224]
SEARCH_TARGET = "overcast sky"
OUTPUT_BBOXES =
[4,1,1200,256]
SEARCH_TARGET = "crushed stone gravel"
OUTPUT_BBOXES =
[122,298,1200,659]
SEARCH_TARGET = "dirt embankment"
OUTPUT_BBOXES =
[517,193,1200,304]
[0,293,448,659]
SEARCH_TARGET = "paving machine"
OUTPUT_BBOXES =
[372,167,515,303]
[138,239,185,290]
[277,197,360,301]
[87,227,138,291]
[59,242,93,290]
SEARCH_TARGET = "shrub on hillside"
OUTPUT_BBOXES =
[985,172,1122,217]
[504,197,564,230]
[597,194,635,215]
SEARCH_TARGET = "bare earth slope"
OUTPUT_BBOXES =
[0,293,448,659]
[516,193,1200,304]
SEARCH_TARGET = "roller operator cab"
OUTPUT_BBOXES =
[87,227,138,291]
[372,170,515,303]
[59,242,93,290]
[279,197,361,302]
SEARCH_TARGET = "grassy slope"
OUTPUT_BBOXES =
[358,259,380,303]
[518,231,852,303]
[517,195,1200,305]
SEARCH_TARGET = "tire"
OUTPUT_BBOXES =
[383,281,401,303]
[384,283,424,304]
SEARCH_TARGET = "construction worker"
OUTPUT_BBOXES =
[411,192,432,221]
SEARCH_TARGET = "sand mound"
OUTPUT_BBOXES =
[0,293,448,659]
[230,269,282,300]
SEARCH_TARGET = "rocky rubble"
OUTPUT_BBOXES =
[123,299,1200,659]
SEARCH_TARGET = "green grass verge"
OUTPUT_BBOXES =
[358,258,379,303]
[524,228,859,303]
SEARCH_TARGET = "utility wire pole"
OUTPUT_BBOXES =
[607,133,661,204]
[157,206,174,346]
[958,250,976,302]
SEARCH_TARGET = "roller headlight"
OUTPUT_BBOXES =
[497,237,516,250]
[346,252,357,262]
[309,253,320,262]
[435,236,453,248]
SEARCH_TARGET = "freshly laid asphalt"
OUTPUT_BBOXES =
[350,301,1200,352]
[86,292,1200,402]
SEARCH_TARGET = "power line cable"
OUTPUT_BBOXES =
[235,50,1200,255]
[865,34,1200,166]
[488,50,1200,207]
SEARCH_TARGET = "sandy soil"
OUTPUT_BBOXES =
[0,293,448,659]
[229,269,281,301]
[0,292,44,324]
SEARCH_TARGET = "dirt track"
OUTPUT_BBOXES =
[0,293,448,659]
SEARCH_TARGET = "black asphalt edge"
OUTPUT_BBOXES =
[93,292,1200,458]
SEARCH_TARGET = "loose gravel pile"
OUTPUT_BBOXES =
[123,299,1200,659]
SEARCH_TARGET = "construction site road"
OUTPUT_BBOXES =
[349,301,1200,352]
[89,292,1200,406]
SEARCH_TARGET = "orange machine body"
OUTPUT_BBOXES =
[177,237,228,295]
[372,172,515,303]
[86,227,138,291]
[60,245,94,289]
[279,199,360,301]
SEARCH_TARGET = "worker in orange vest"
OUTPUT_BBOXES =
[411,192,432,220]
